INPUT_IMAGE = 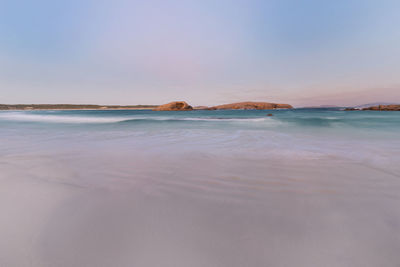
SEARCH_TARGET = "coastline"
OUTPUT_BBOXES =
[1,108,400,266]
[0,105,158,111]
[0,108,156,111]
[2,102,399,111]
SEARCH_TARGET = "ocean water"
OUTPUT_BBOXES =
[0,109,400,266]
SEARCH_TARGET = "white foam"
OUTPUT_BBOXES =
[0,113,281,124]
[182,117,268,122]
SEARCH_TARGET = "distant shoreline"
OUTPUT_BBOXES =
[0,104,158,111]
[1,103,399,111]
[0,108,156,111]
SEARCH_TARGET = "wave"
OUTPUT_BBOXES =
[121,117,275,123]
[0,113,278,124]
[181,117,269,122]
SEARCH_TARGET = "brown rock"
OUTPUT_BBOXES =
[153,101,193,111]
[362,105,400,111]
[266,113,274,116]
[208,101,293,110]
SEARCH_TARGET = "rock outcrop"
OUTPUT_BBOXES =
[362,105,400,111]
[193,106,209,110]
[153,101,193,111]
[208,101,293,110]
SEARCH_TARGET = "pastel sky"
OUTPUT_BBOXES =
[1,0,399,106]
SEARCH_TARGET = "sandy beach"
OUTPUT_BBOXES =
[1,109,399,266]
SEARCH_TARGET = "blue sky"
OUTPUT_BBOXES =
[1,0,399,106]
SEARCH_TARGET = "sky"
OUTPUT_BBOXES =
[0,0,399,107]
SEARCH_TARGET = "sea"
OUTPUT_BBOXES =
[0,108,399,267]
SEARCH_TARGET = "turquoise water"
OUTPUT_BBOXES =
[1,108,399,129]
[1,109,400,266]
[1,109,399,167]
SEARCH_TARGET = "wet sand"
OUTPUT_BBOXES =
[1,110,400,266]
[1,150,400,267]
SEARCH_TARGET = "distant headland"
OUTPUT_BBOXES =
[207,101,293,110]
[0,104,158,110]
[1,102,399,111]
[153,101,294,111]
[154,101,293,111]
[345,104,400,111]
[0,101,294,111]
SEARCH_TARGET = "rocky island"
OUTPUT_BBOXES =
[153,101,193,111]
[345,104,400,111]
[152,101,293,111]
[362,105,400,111]
[208,101,293,110]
